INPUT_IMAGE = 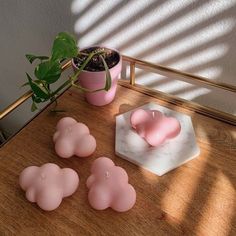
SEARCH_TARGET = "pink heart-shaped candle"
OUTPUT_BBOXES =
[130,109,181,146]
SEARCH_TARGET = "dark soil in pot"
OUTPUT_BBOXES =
[73,46,120,72]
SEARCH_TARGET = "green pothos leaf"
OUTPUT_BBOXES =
[34,60,61,84]
[32,94,43,103]
[31,101,38,112]
[26,73,50,99]
[51,32,78,61]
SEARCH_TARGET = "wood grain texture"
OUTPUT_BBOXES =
[0,83,235,236]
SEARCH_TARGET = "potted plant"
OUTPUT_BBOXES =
[24,32,122,111]
[72,46,121,106]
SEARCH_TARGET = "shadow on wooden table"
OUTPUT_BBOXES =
[117,95,236,235]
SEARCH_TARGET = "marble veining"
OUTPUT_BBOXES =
[115,103,200,176]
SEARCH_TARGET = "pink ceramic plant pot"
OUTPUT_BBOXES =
[72,47,122,106]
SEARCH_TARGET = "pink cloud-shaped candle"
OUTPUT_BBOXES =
[53,117,96,158]
[86,157,136,212]
[19,163,79,211]
[130,109,181,146]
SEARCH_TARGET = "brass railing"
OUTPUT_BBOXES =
[0,60,71,120]
[122,55,236,93]
[0,56,235,125]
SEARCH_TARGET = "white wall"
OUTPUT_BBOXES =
[1,0,236,138]
[0,0,75,137]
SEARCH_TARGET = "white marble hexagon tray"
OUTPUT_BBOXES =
[115,103,200,176]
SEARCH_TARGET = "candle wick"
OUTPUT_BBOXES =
[105,171,109,179]
[40,173,46,180]
[66,127,72,133]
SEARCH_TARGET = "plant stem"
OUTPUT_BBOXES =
[51,51,104,97]
[70,52,96,82]
[51,78,72,97]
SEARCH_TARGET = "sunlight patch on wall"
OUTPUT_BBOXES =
[73,0,152,46]
[71,0,90,14]
[137,19,234,64]
[124,1,235,57]
[74,1,119,33]
[101,0,191,48]
[171,44,228,70]
[195,67,223,79]
[133,44,226,100]
[135,68,210,100]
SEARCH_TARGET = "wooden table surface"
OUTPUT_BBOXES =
[0,82,235,236]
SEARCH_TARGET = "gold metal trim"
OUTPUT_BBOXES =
[0,91,33,120]
[0,60,72,120]
[122,55,236,93]
[118,80,236,126]
[0,56,235,125]
[130,62,135,85]
[61,60,72,71]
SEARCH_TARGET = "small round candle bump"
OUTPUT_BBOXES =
[105,171,109,179]
[66,127,72,134]
[40,173,46,180]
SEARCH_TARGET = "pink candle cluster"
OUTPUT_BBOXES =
[130,109,181,146]
[19,117,136,213]
[19,163,79,211]
[53,117,96,158]
[86,157,136,212]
